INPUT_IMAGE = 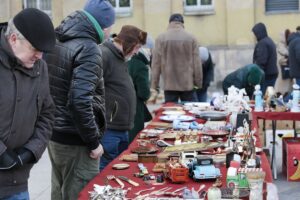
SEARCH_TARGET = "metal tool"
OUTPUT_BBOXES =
[172,186,187,194]
[135,186,172,199]
[106,175,125,188]
[135,187,155,195]
[197,184,206,193]
[117,176,139,187]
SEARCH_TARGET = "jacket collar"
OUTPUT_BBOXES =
[103,40,125,61]
[168,21,184,30]
[0,30,40,77]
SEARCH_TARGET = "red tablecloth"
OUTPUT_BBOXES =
[78,104,273,200]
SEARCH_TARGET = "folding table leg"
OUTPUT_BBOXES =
[271,120,277,180]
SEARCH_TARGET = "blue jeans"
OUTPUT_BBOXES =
[100,129,129,171]
[296,78,300,86]
[2,191,29,200]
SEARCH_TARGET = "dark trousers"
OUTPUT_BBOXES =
[194,87,208,102]
[261,75,278,95]
[164,90,196,103]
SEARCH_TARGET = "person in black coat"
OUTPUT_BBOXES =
[43,0,115,199]
[288,32,300,86]
[195,47,214,102]
[252,22,278,95]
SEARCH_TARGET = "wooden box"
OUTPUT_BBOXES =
[282,138,300,181]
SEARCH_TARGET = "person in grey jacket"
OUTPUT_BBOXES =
[43,0,115,199]
[0,9,55,199]
[99,25,147,170]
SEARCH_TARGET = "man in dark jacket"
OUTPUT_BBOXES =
[288,32,300,85]
[0,9,55,199]
[223,64,265,98]
[195,47,214,102]
[252,22,278,95]
[99,25,147,170]
[43,0,115,199]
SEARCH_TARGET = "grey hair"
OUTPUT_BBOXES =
[4,19,25,40]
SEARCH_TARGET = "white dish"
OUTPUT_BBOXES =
[184,102,210,107]
[162,110,186,115]
[159,115,195,122]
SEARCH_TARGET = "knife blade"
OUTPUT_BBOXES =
[117,176,139,186]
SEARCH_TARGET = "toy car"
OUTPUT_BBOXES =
[164,154,189,183]
[188,157,221,180]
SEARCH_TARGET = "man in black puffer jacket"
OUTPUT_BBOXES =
[43,0,115,199]
[252,22,278,95]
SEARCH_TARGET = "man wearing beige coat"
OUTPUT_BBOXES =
[151,13,202,102]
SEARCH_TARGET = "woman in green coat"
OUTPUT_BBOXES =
[128,48,152,143]
[222,64,265,98]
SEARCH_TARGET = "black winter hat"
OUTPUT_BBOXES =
[13,8,55,52]
[169,13,184,24]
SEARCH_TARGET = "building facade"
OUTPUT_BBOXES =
[1,0,300,90]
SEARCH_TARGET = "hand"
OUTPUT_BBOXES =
[0,150,17,170]
[89,144,104,160]
[14,147,35,167]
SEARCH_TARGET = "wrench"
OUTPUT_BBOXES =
[134,187,155,195]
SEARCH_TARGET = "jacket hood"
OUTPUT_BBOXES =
[252,23,268,41]
[102,40,125,61]
[287,32,300,45]
[55,11,100,44]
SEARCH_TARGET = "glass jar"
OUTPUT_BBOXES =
[207,186,222,200]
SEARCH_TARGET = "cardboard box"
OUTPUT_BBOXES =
[282,138,300,181]
[256,120,300,146]
[265,130,294,172]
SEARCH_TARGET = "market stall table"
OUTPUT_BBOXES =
[252,111,300,179]
[78,105,273,199]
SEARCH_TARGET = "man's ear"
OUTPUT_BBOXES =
[8,33,18,45]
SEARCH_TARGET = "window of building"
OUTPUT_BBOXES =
[108,0,132,17]
[183,0,215,15]
[265,0,299,13]
[23,0,52,17]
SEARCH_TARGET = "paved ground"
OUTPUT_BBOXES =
[28,101,300,199]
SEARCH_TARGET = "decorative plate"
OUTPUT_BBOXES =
[221,187,250,198]
[196,111,228,121]
[162,106,183,111]
[131,146,158,154]
[162,110,186,115]
[203,130,229,136]
[112,163,130,170]
[184,102,210,107]
[159,115,195,122]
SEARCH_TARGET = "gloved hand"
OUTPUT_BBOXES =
[0,150,17,170]
[14,147,35,167]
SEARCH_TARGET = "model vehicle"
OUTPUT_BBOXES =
[188,157,221,180]
[164,154,189,183]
